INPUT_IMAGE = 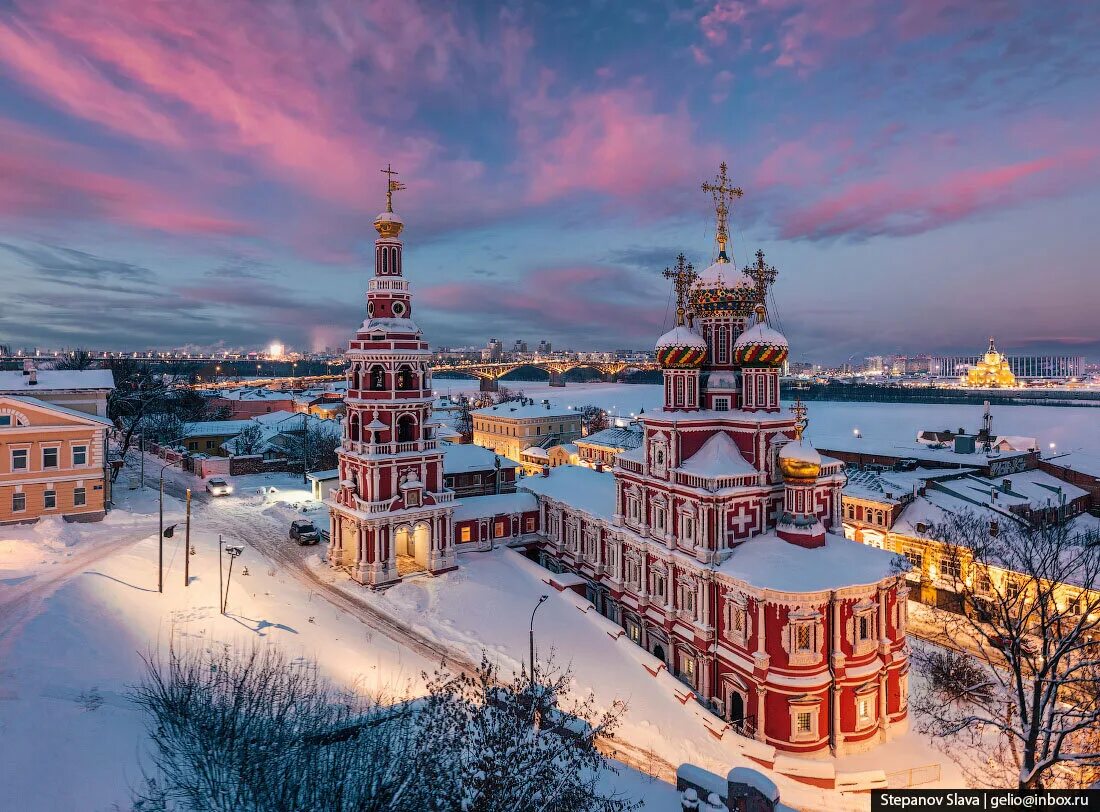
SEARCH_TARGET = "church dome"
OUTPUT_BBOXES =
[655,325,707,369]
[690,260,759,320]
[374,210,404,238]
[733,306,789,367]
[778,439,822,480]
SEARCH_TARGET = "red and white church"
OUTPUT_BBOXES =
[327,165,910,756]
[520,165,910,756]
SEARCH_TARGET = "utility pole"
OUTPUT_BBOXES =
[218,535,224,612]
[184,488,191,587]
[223,545,244,613]
[157,460,175,593]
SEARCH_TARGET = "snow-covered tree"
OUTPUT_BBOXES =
[404,654,637,812]
[231,422,265,456]
[911,513,1100,789]
[579,405,609,435]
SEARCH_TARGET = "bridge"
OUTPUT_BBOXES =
[429,359,659,390]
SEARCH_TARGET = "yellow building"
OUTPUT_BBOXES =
[964,337,1017,388]
[471,401,582,462]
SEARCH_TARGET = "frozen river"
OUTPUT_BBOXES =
[433,379,1100,457]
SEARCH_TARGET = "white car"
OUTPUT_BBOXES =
[206,478,233,497]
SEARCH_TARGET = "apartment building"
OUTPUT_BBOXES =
[0,395,113,523]
[471,400,582,462]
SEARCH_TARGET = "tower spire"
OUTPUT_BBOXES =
[381,163,405,213]
[701,162,743,264]
[744,249,779,306]
[662,253,697,327]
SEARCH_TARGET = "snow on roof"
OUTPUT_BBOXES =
[0,369,115,392]
[727,767,780,803]
[734,321,788,349]
[779,439,821,465]
[360,316,422,335]
[655,325,706,350]
[452,492,537,522]
[3,395,114,426]
[252,410,300,425]
[617,445,646,464]
[1045,451,1100,480]
[815,435,1034,466]
[718,532,902,592]
[473,402,576,420]
[519,465,616,521]
[522,446,550,459]
[844,468,963,503]
[647,409,794,426]
[576,426,644,451]
[679,432,756,477]
[695,259,754,289]
[181,419,256,438]
[213,388,294,401]
[306,469,339,482]
[442,443,519,474]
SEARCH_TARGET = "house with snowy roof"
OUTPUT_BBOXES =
[0,360,114,418]
[575,424,644,469]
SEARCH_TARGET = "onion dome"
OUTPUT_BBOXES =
[733,305,789,367]
[655,325,707,369]
[778,439,822,480]
[374,210,404,238]
[690,260,758,319]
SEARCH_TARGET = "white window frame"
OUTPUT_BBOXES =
[42,446,59,469]
[788,702,820,742]
[11,448,28,471]
[43,489,57,509]
[73,487,87,507]
[72,445,88,466]
[12,491,26,512]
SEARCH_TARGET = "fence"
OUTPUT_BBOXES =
[886,763,941,788]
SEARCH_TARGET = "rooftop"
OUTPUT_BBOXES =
[0,369,115,393]
[815,435,1035,467]
[519,465,616,521]
[576,425,644,451]
[678,432,756,478]
[442,443,519,475]
[473,402,577,420]
[2,395,114,427]
[452,492,537,523]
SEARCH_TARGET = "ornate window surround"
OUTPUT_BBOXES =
[783,607,823,666]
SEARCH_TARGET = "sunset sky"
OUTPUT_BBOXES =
[0,1,1097,362]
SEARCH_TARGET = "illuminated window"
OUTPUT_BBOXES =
[12,492,26,512]
[494,520,506,538]
[460,526,472,543]
[858,698,871,720]
[796,712,812,734]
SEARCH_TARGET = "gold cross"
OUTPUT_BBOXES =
[662,253,697,326]
[790,398,809,441]
[701,162,743,261]
[381,163,406,212]
[744,249,778,303]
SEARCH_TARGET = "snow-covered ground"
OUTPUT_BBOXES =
[433,381,1100,456]
[0,471,679,811]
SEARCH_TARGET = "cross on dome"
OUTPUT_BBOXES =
[381,163,406,213]
[744,249,778,303]
[662,253,697,326]
[790,398,809,441]
[701,162,743,263]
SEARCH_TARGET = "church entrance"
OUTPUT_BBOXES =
[652,644,666,664]
[729,692,744,727]
[394,524,429,576]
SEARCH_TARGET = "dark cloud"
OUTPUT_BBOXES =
[0,241,154,283]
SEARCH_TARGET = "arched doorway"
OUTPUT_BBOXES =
[394,526,412,557]
[729,691,745,727]
[652,644,666,664]
[396,414,417,444]
[412,522,431,567]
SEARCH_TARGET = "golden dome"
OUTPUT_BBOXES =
[374,211,404,238]
[778,443,822,480]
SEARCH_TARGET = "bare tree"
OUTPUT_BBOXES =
[55,348,98,370]
[231,422,265,456]
[579,405,609,435]
[494,386,526,404]
[911,512,1100,789]
[107,359,171,469]
[454,397,474,443]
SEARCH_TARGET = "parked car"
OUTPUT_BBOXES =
[290,519,321,545]
[206,478,233,497]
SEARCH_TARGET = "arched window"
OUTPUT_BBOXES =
[396,414,417,444]
[348,413,360,443]
[380,247,389,275]
[369,365,385,391]
[395,364,415,391]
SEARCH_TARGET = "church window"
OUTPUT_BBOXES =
[795,624,811,651]
[714,397,729,411]
[857,615,871,642]
[395,365,414,390]
[396,415,416,444]
[681,515,694,541]
[716,325,729,364]
[674,376,684,406]
[796,712,812,734]
[654,507,666,533]
[627,621,641,643]
[380,247,388,274]
[858,698,871,721]
[651,572,666,601]
[369,365,385,390]
[392,300,406,316]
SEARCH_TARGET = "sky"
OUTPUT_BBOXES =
[0,0,1097,364]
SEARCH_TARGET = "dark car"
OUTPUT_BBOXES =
[289,519,321,545]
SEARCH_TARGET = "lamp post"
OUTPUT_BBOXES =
[529,594,549,688]
[853,428,862,439]
[222,544,244,613]
[158,459,177,593]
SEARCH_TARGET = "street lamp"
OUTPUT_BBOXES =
[529,594,549,688]
[222,544,244,613]
[158,459,179,593]
[853,428,862,439]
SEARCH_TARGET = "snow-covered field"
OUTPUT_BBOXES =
[433,381,1100,456]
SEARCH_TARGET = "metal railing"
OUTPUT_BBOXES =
[886,764,941,788]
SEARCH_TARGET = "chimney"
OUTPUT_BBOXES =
[22,358,33,376]
[541,465,550,478]
[28,368,37,386]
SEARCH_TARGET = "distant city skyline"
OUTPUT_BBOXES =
[0,2,1098,363]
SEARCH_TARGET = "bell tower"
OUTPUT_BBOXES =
[327,166,457,587]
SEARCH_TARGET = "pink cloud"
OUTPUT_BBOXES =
[518,84,720,205]
[778,148,1100,240]
[700,1,749,45]
[0,119,249,236]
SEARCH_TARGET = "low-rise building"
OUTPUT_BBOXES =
[0,395,113,523]
[0,363,114,418]
[575,424,643,468]
[452,491,539,546]
[471,400,582,462]
[441,443,520,497]
[1041,452,1100,514]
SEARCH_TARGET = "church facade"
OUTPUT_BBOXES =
[521,165,910,756]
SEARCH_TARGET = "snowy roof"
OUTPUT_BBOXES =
[844,468,964,503]
[252,410,300,426]
[306,469,339,482]
[522,446,550,459]
[814,435,1034,467]
[1045,451,1100,480]
[695,259,754,290]
[2,395,113,427]
[360,317,421,335]
[655,325,706,350]
[473,402,576,420]
[213,388,294,401]
[734,321,788,349]
[679,432,756,477]
[0,369,115,393]
[181,419,256,438]
[519,465,616,521]
[718,532,902,592]
[617,445,646,464]
[453,492,537,522]
[442,443,519,474]
[576,426,644,451]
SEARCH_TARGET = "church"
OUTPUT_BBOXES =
[963,337,1018,388]
[327,164,910,756]
[520,165,910,756]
